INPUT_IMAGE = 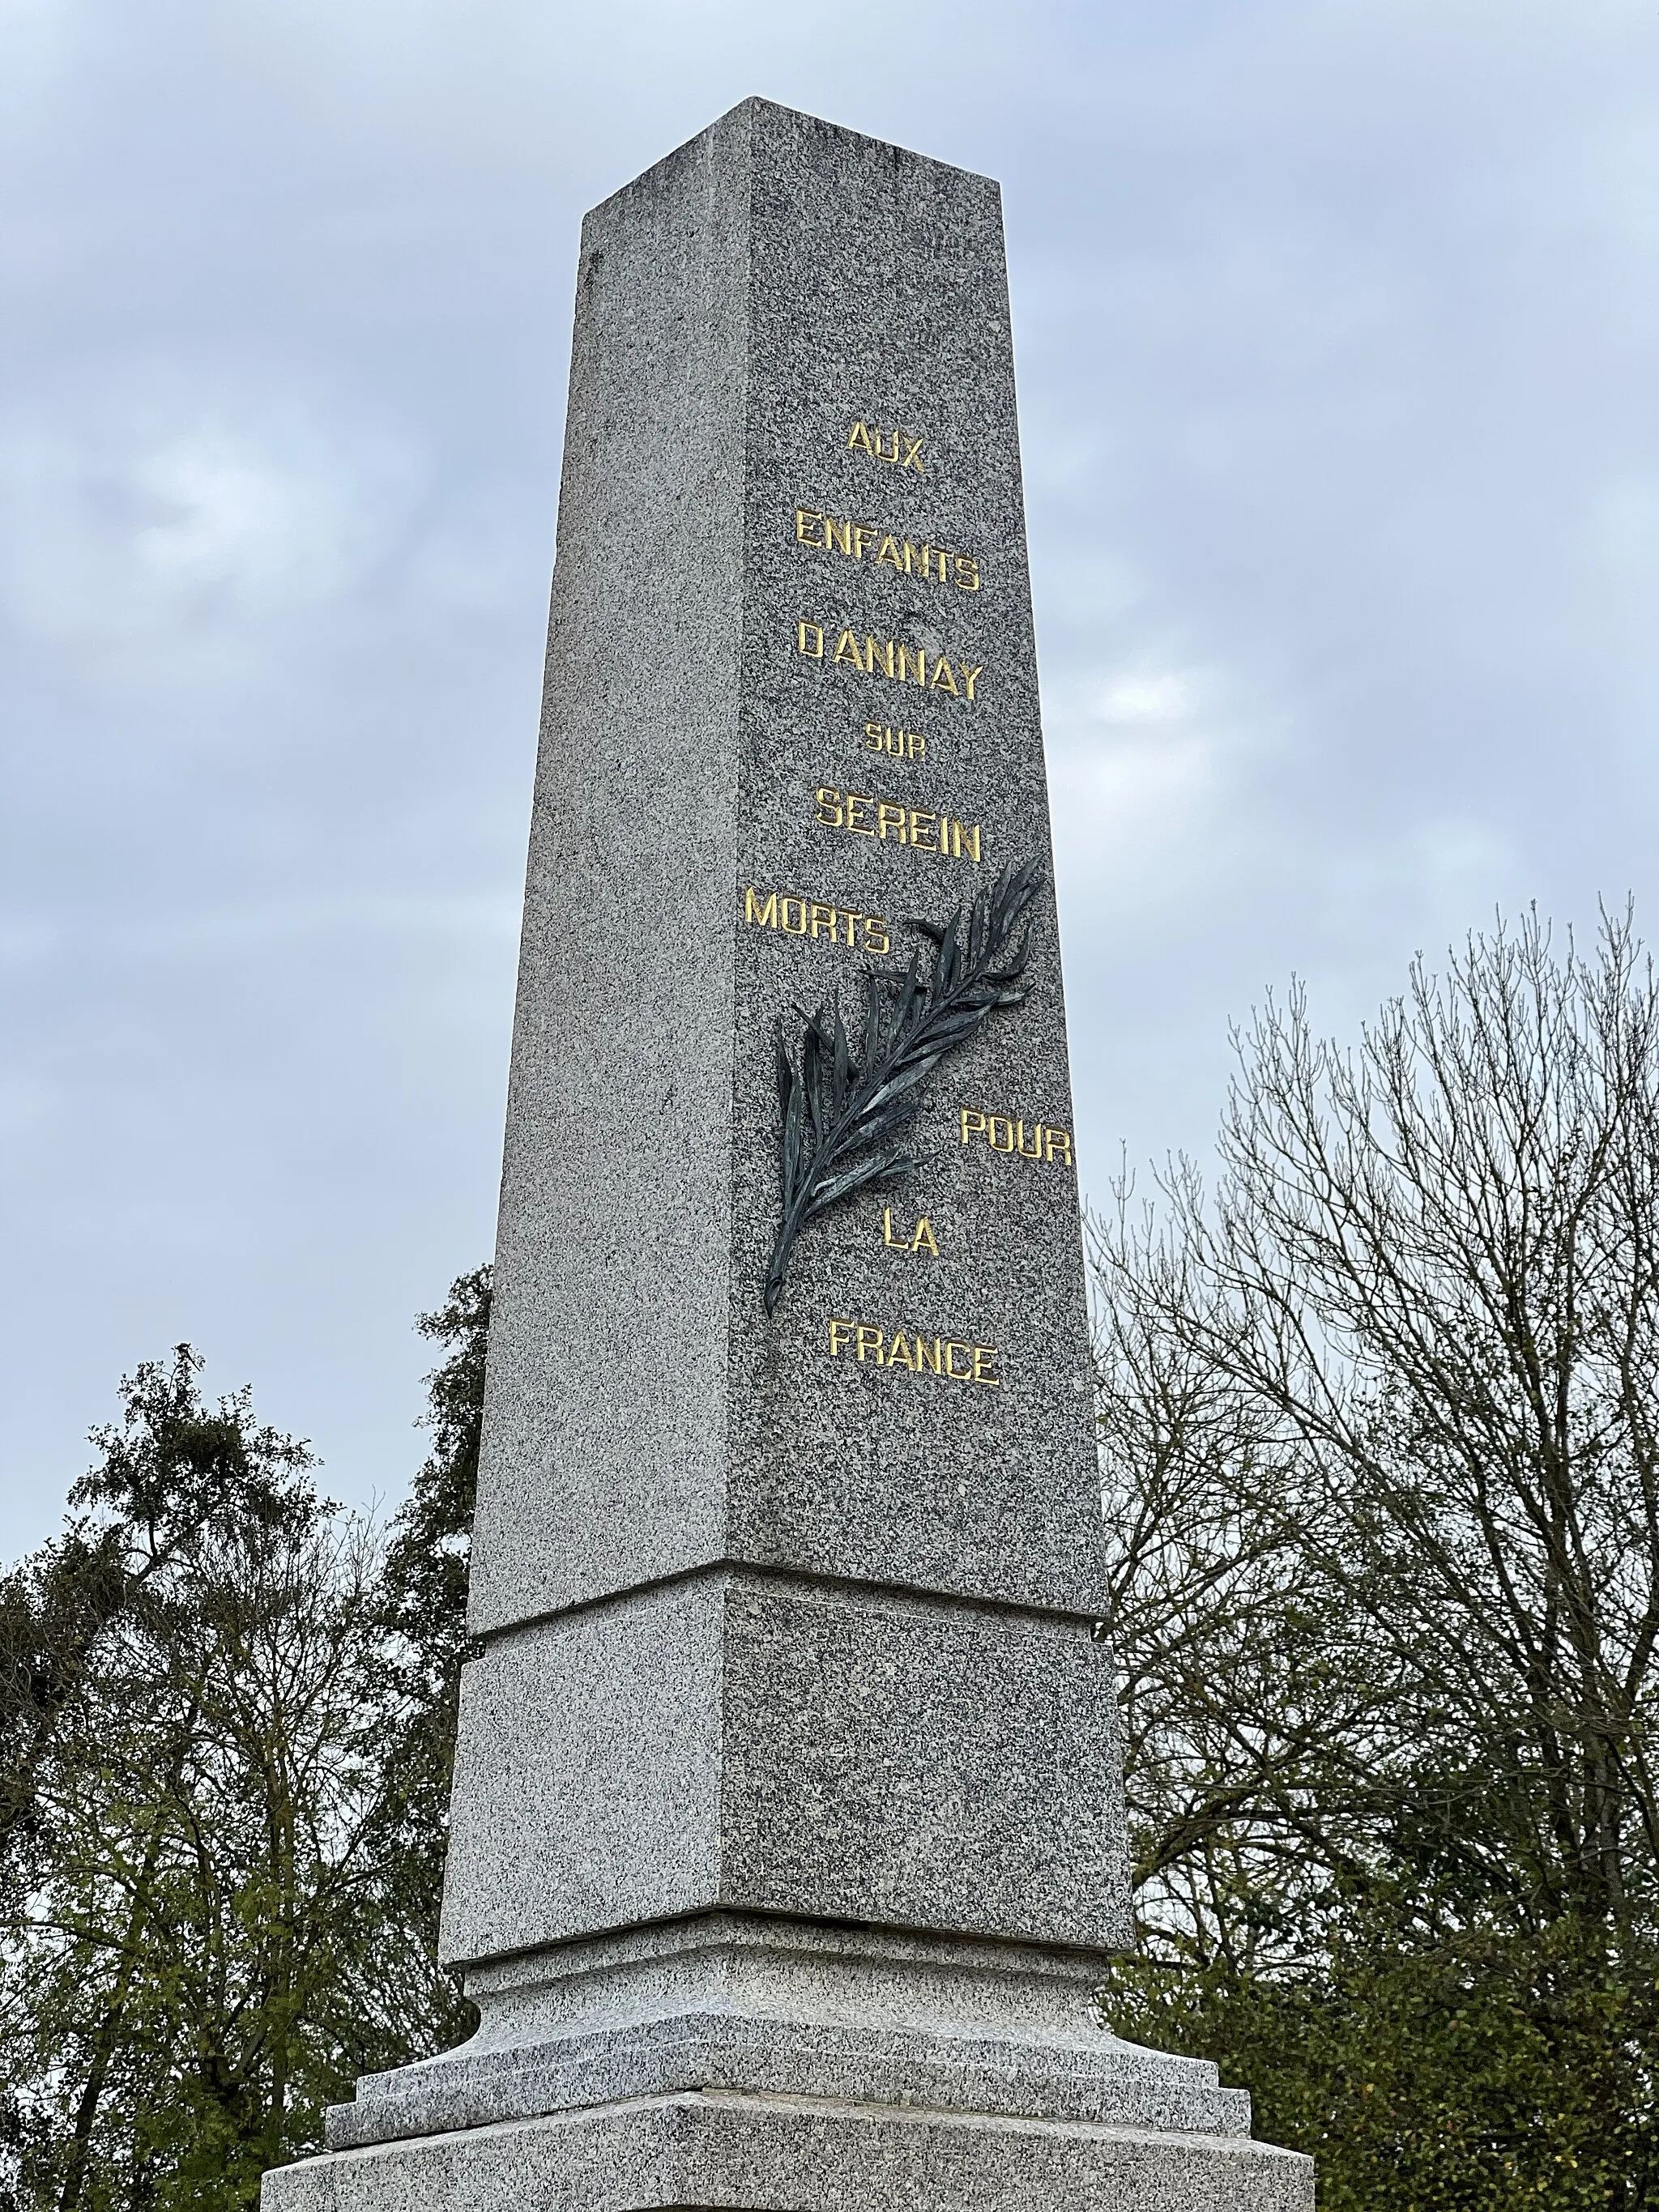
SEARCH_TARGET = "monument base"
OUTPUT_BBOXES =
[264,1916,1311,2210]
[267,2086,1311,2212]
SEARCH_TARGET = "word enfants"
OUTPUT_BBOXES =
[828,1317,1000,1386]
[797,623,983,702]
[795,510,979,591]
[815,786,983,863]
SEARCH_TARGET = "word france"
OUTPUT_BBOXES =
[827,1317,1000,1386]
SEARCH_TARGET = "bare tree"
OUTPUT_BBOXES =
[1093,910,1659,1975]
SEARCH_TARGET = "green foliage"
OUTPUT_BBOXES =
[0,1352,313,1899]
[0,1290,492,2212]
[369,1265,490,1986]
[1104,1915,1657,2210]
[1094,911,1659,2208]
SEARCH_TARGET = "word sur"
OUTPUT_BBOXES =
[795,509,979,591]
[847,422,923,472]
[865,722,925,760]
[961,1109,1073,1166]
[883,1208,938,1255]
[796,623,983,701]
[742,886,891,953]
[815,787,983,862]
[827,1317,1000,1385]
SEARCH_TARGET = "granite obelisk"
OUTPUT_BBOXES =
[263,97,1311,2212]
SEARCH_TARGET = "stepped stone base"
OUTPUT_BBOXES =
[263,1916,1311,2210]
[259,99,1318,2212]
[268,2087,1311,2212]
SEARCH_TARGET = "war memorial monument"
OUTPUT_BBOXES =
[263,96,1313,2212]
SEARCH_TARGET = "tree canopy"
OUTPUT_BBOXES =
[1093,912,1659,2207]
[0,1271,488,2212]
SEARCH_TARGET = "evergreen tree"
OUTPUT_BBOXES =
[0,1277,493,2212]
[369,1265,490,2010]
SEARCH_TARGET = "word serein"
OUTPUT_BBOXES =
[742,886,890,953]
[847,422,923,472]
[796,622,983,701]
[961,1108,1073,1167]
[883,1208,938,1255]
[815,787,983,863]
[827,1317,1000,1384]
[795,509,979,591]
[865,722,925,760]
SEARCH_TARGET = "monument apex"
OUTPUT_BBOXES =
[262,95,1312,2212]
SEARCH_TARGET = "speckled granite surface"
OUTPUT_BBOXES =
[263,98,1312,2212]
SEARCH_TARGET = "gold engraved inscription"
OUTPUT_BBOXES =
[961,1107,1073,1168]
[865,722,926,761]
[796,621,983,702]
[827,1316,1000,1385]
[742,885,890,955]
[795,509,979,591]
[847,422,924,473]
[815,786,982,863]
[883,1207,940,1255]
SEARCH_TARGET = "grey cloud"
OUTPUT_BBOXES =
[2,0,1656,1551]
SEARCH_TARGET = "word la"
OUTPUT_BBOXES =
[883,1208,939,1255]
[847,422,923,472]
[961,1109,1073,1167]
[828,1317,1000,1386]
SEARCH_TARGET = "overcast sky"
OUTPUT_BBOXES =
[3,0,1657,1557]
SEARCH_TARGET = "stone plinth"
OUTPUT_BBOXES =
[276,1917,1310,2209]
[262,94,1312,2212]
